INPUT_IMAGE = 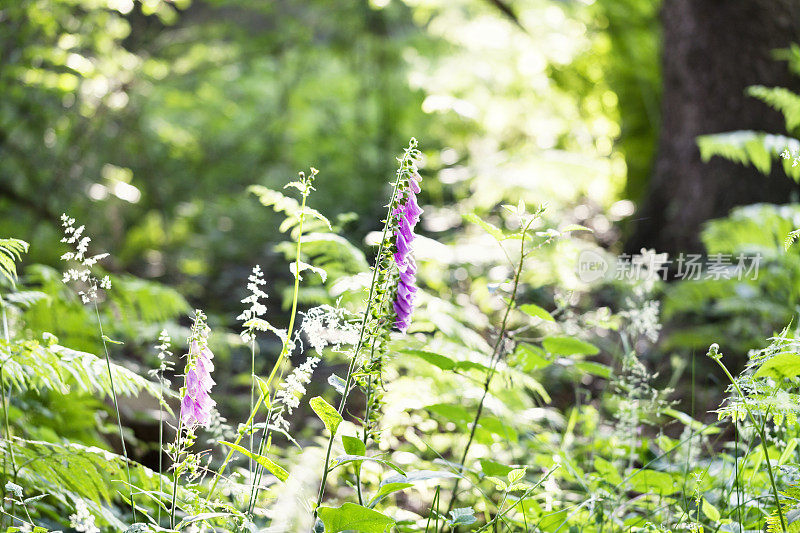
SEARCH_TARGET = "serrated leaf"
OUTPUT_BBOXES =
[218,441,288,482]
[310,396,343,435]
[755,352,800,380]
[290,261,327,282]
[448,508,477,526]
[317,503,394,533]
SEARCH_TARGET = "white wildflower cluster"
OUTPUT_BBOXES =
[782,148,800,167]
[237,265,269,342]
[69,500,99,533]
[148,329,174,384]
[300,304,359,356]
[272,356,320,431]
[620,298,662,343]
[60,213,111,303]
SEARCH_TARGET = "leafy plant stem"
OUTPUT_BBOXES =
[169,419,183,529]
[711,355,785,532]
[92,300,136,522]
[312,159,408,516]
[207,181,310,505]
[446,220,533,515]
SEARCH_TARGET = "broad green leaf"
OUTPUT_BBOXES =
[543,336,599,356]
[575,361,611,379]
[317,503,394,533]
[593,457,622,485]
[702,498,720,522]
[218,441,288,482]
[400,349,456,371]
[427,403,472,426]
[754,352,800,380]
[519,303,555,322]
[507,467,526,484]
[514,343,551,371]
[367,482,413,508]
[342,435,366,457]
[310,396,343,435]
[480,459,513,477]
[627,469,676,495]
[448,508,477,526]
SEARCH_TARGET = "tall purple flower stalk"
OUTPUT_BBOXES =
[180,312,216,428]
[392,171,423,332]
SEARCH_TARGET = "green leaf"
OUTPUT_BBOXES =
[382,469,459,485]
[426,403,472,426]
[519,303,555,322]
[400,349,456,371]
[754,352,800,380]
[448,508,477,526]
[218,441,288,482]
[310,396,343,435]
[593,457,622,485]
[702,498,721,522]
[507,467,526,484]
[514,343,551,371]
[317,503,394,533]
[561,224,593,233]
[329,455,405,475]
[575,361,611,379]
[627,469,676,495]
[367,483,414,509]
[101,334,124,345]
[480,459,513,477]
[464,213,505,241]
[543,336,599,356]
[342,435,366,457]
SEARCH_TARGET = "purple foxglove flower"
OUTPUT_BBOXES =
[180,317,217,429]
[391,173,422,332]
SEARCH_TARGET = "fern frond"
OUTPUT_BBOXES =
[697,131,800,181]
[0,238,29,286]
[248,185,331,239]
[748,85,800,132]
[1,338,166,399]
[785,229,800,251]
[4,438,170,529]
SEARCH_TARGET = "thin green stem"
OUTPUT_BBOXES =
[245,187,309,513]
[446,221,533,515]
[1,304,17,489]
[711,355,785,532]
[169,420,183,529]
[313,164,407,517]
[249,339,256,479]
[93,301,136,522]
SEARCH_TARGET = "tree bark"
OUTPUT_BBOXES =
[628,0,800,254]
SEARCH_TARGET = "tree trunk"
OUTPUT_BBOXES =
[627,0,800,254]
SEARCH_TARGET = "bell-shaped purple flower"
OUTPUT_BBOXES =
[180,319,217,429]
[392,172,422,332]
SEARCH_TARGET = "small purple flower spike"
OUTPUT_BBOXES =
[392,172,423,332]
[180,316,216,428]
